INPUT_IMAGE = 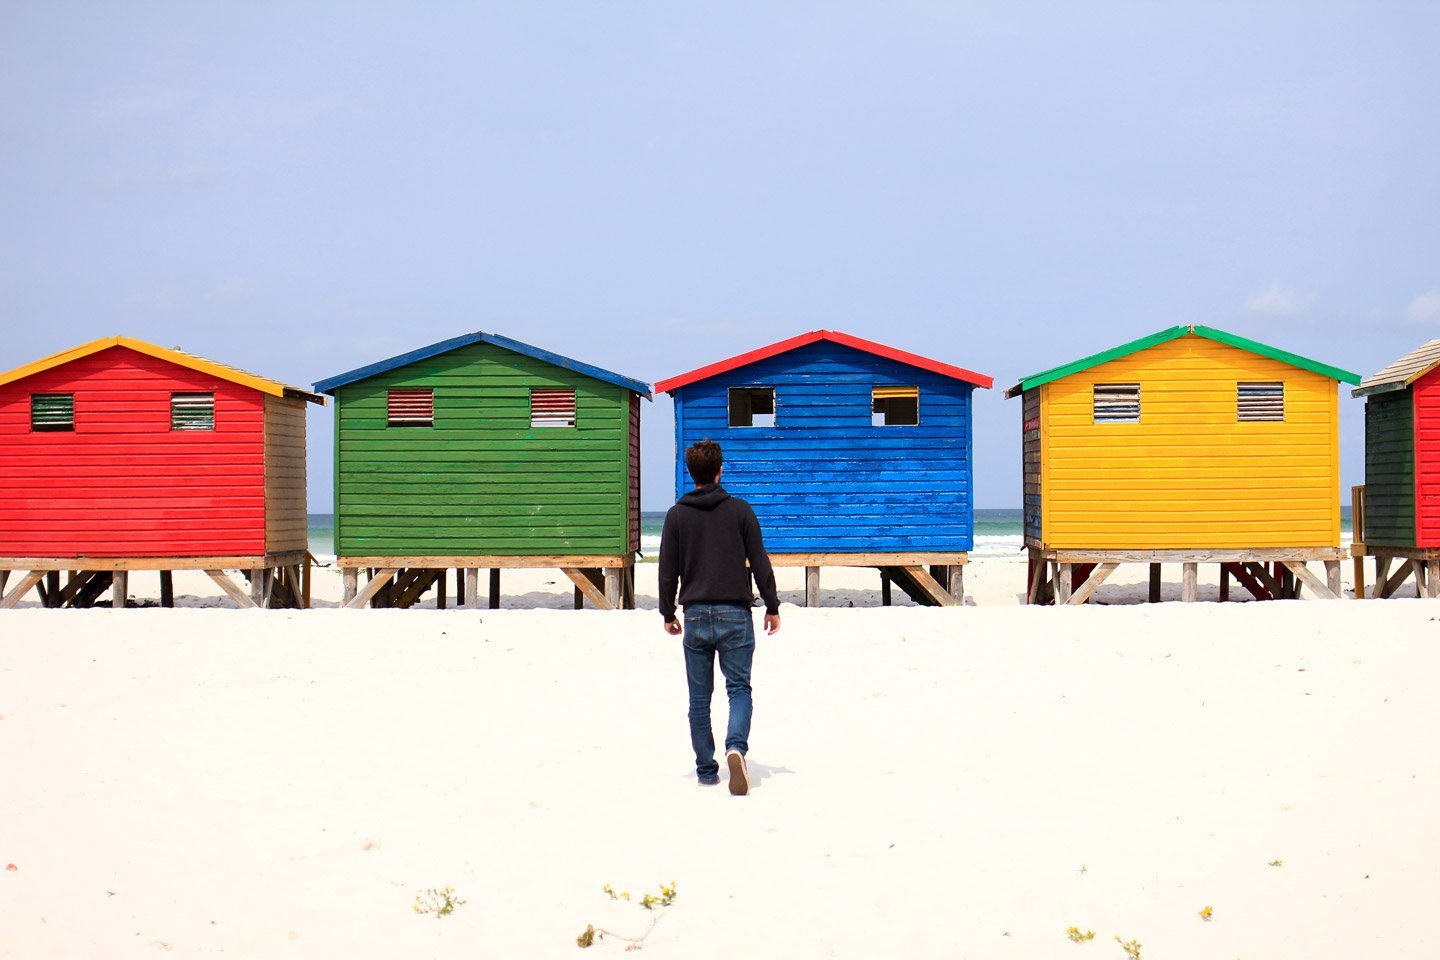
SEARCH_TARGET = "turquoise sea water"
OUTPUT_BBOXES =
[308,508,1353,559]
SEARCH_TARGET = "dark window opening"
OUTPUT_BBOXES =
[872,386,919,426]
[728,387,775,427]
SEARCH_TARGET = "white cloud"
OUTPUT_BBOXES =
[1404,290,1440,325]
[1241,283,1309,318]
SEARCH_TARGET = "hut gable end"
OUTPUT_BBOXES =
[671,339,978,553]
[1036,334,1342,550]
[330,339,633,557]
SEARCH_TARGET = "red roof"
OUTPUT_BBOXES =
[653,330,994,394]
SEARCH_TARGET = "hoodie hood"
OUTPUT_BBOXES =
[678,483,731,511]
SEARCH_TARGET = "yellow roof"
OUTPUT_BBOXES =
[0,336,324,404]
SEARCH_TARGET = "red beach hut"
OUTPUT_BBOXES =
[0,336,324,609]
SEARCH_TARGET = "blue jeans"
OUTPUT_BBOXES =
[682,603,755,781]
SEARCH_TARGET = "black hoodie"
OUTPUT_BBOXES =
[658,484,780,622]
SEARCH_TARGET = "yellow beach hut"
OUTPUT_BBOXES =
[1004,325,1360,604]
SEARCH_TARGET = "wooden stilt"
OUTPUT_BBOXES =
[1181,563,1198,602]
[0,571,44,609]
[881,569,892,606]
[44,571,61,608]
[342,568,358,605]
[948,564,964,604]
[805,566,820,607]
[302,554,313,610]
[436,569,446,609]
[603,568,621,609]
[1379,558,1412,599]
[464,568,479,609]
[1429,560,1440,599]
[111,570,128,609]
[1372,555,1392,599]
[1148,563,1161,603]
[574,585,584,610]
[1325,560,1342,600]
[345,569,397,609]
[489,568,501,609]
[160,570,174,608]
[1414,560,1427,599]
[1054,563,1072,605]
[0,570,8,596]
[250,568,266,608]
[1219,564,1230,602]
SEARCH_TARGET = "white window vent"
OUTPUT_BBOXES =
[1093,383,1140,423]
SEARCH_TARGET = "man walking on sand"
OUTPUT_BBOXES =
[659,439,781,795]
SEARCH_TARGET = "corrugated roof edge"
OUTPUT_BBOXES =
[654,329,994,394]
[1003,324,1361,398]
[0,335,325,403]
[312,331,653,398]
[1352,339,1440,398]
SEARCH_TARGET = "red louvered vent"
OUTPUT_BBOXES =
[531,388,576,427]
[387,389,434,427]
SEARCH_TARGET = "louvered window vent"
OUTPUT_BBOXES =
[31,393,74,432]
[1238,382,1284,421]
[171,393,215,431]
[387,389,434,427]
[531,388,577,427]
[1093,383,1140,423]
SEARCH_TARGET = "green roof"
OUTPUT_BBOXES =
[1003,325,1362,398]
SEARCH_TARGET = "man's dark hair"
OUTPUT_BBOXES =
[686,439,724,485]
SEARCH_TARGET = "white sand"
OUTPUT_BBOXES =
[3,559,1437,958]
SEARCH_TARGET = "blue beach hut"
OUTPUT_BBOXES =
[655,330,994,606]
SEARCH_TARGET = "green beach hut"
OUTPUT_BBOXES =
[314,332,650,609]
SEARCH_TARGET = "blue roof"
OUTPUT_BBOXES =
[313,331,652,398]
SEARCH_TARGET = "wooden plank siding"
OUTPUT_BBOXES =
[1362,388,1415,547]
[0,345,267,557]
[333,340,632,556]
[1022,388,1042,546]
[670,340,975,553]
[1413,367,1440,547]
[1039,335,1341,550]
[264,395,309,554]
[628,393,642,555]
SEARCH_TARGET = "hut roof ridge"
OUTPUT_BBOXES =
[653,329,994,394]
[1003,324,1361,398]
[1353,338,1440,397]
[0,335,324,403]
[312,331,653,398]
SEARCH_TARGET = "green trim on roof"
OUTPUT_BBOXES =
[1006,325,1361,396]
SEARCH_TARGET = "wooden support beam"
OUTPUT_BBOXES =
[1219,564,1230,602]
[1414,559,1427,599]
[1378,557,1412,599]
[897,565,960,607]
[561,568,611,610]
[1283,560,1339,600]
[1429,560,1440,599]
[574,585,584,610]
[463,568,479,609]
[1225,563,1273,601]
[345,569,397,609]
[249,568,271,608]
[604,568,621,609]
[342,568,358,605]
[1148,563,1161,603]
[1243,562,1283,598]
[1325,560,1342,600]
[948,564,964,604]
[205,570,258,609]
[436,568,446,609]
[881,569,892,606]
[160,570,174,608]
[804,566,820,607]
[1181,562,1198,602]
[1372,555,1392,600]
[0,571,44,609]
[1025,555,1044,605]
[111,570,128,610]
[622,565,636,610]
[0,570,7,596]
[1054,563,1072,605]
[73,572,114,608]
[302,554,313,610]
[489,568,501,609]
[393,569,443,609]
[44,571,61,608]
[52,571,101,608]
[1067,562,1120,605]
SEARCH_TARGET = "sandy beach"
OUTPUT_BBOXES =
[2,558,1437,958]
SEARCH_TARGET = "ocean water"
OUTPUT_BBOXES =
[309,508,1352,560]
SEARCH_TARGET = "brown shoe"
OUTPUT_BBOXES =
[726,749,749,796]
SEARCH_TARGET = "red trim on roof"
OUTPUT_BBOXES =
[653,330,993,393]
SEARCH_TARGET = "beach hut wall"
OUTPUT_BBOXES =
[656,330,993,555]
[0,337,321,560]
[1006,325,1360,553]
[1354,339,1440,549]
[314,332,650,560]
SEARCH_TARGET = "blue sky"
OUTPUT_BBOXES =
[3,2,1437,509]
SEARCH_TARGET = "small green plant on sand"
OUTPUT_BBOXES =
[1114,935,1142,960]
[413,886,466,918]
[579,882,678,950]
[1067,926,1096,943]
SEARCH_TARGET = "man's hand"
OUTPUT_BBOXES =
[763,614,780,635]
[664,619,683,636]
